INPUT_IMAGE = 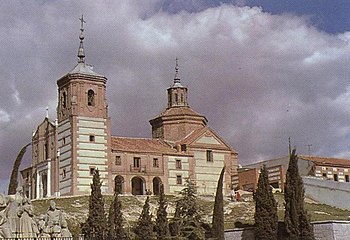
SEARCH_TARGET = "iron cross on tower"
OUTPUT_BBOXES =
[79,14,86,32]
[78,14,86,63]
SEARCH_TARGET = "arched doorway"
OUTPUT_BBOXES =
[153,177,162,195]
[131,177,144,195]
[114,175,124,195]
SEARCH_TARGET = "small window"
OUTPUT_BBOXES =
[175,93,178,104]
[62,169,66,179]
[181,144,187,152]
[334,174,338,181]
[176,159,182,170]
[89,167,95,176]
[153,158,159,168]
[89,135,95,142]
[322,173,327,178]
[176,175,182,185]
[206,150,213,162]
[345,175,349,182]
[87,89,95,106]
[115,156,121,165]
[168,93,172,105]
[134,157,141,168]
[62,137,66,145]
[62,92,67,108]
[44,143,49,160]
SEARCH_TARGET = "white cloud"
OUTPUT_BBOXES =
[0,110,10,123]
[1,1,350,180]
[11,87,21,105]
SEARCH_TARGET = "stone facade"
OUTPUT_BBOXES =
[21,27,238,198]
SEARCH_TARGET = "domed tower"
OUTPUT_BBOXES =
[56,16,111,195]
[150,58,207,142]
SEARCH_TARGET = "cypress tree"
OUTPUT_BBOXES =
[284,149,314,240]
[133,196,154,240]
[82,169,108,240]
[173,178,205,240]
[254,165,278,240]
[211,166,225,240]
[108,193,128,240]
[155,183,168,239]
[8,143,31,195]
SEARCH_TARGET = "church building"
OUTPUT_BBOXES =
[21,18,238,199]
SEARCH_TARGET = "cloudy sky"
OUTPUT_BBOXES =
[2,0,350,193]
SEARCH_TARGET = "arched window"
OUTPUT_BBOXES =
[62,92,67,108]
[87,90,95,106]
[168,92,172,105]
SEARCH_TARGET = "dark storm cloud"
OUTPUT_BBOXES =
[2,1,350,192]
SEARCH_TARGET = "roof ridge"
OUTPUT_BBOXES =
[111,136,157,141]
[300,155,350,160]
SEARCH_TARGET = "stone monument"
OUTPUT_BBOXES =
[0,189,72,239]
[39,200,72,238]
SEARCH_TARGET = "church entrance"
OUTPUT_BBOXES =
[153,177,162,195]
[131,177,144,195]
[114,175,124,194]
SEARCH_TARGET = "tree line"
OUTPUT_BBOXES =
[81,167,226,240]
[80,148,315,240]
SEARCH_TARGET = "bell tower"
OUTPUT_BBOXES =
[150,58,207,142]
[57,16,111,196]
[167,58,188,108]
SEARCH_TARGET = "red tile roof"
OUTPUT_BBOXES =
[177,126,208,145]
[111,136,178,154]
[299,155,350,167]
[152,106,207,122]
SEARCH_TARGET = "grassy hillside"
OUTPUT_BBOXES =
[31,192,350,236]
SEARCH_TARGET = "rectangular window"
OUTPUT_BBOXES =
[44,143,49,160]
[176,175,182,185]
[181,144,187,152]
[345,175,349,182]
[89,167,95,176]
[206,150,213,162]
[176,159,182,170]
[334,174,338,181]
[153,158,159,168]
[62,169,66,179]
[89,135,95,142]
[115,156,121,165]
[134,157,141,168]
[322,173,327,178]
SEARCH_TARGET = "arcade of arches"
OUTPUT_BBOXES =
[114,175,162,195]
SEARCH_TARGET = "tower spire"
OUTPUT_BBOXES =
[77,14,86,63]
[46,106,49,118]
[174,57,180,84]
